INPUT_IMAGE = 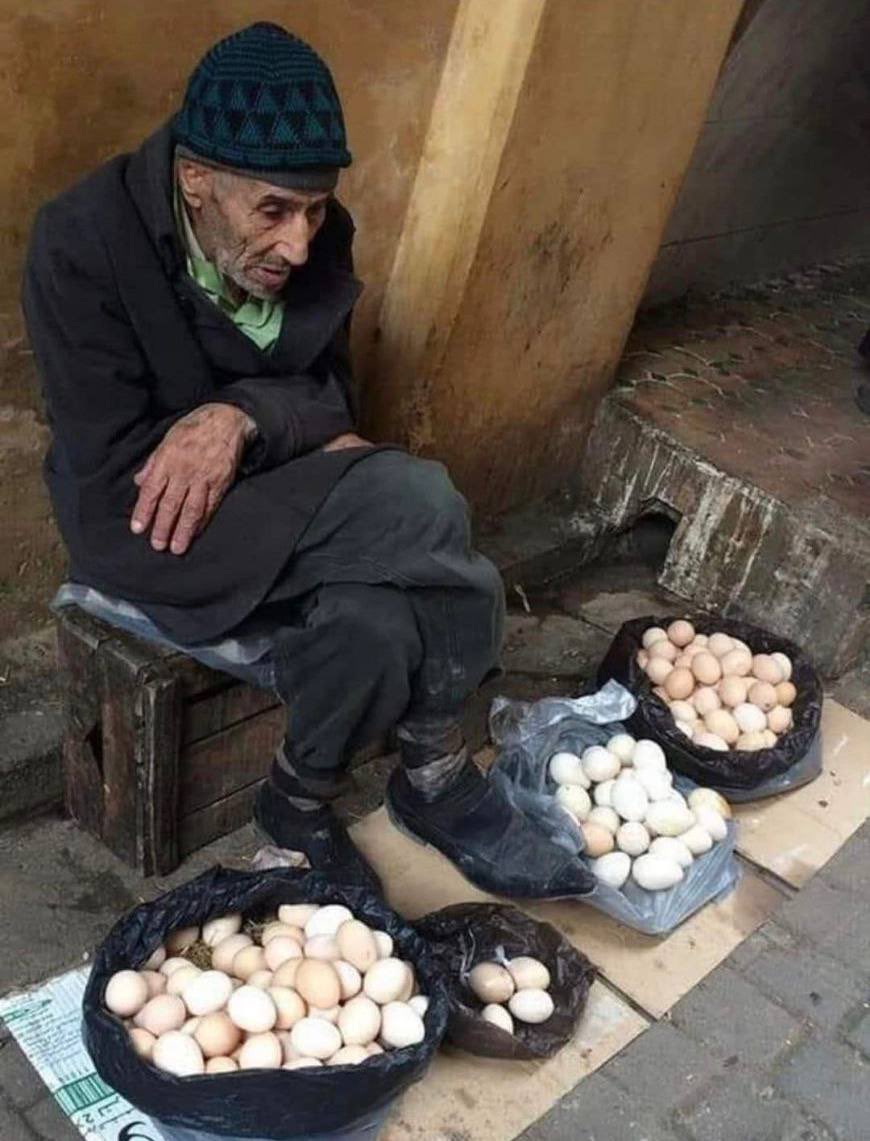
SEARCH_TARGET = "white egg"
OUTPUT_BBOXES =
[582,746,621,783]
[506,956,550,990]
[232,945,267,981]
[408,995,429,1018]
[211,934,253,974]
[587,806,620,834]
[687,788,732,819]
[481,1004,514,1034]
[649,836,694,869]
[278,903,320,929]
[610,779,649,823]
[616,821,651,856]
[134,994,187,1036]
[128,1027,156,1060]
[182,971,234,1017]
[264,936,304,971]
[329,1045,369,1066]
[227,985,277,1034]
[338,995,382,1046]
[364,959,412,1006]
[105,971,149,1018]
[642,626,669,648]
[591,851,631,889]
[693,731,729,752]
[160,956,194,978]
[645,801,694,837]
[373,931,394,960]
[593,779,616,807]
[555,783,591,821]
[309,1004,341,1025]
[548,751,590,787]
[669,700,696,724]
[269,987,307,1031]
[631,853,684,891]
[290,1017,342,1060]
[692,806,727,842]
[667,789,689,810]
[606,734,637,763]
[674,720,695,738]
[304,936,341,962]
[631,740,667,771]
[181,1016,201,1036]
[152,1031,205,1076]
[734,703,767,734]
[380,1001,425,1048]
[771,652,793,682]
[680,825,714,855]
[468,962,515,1004]
[166,966,202,997]
[205,1056,239,1074]
[238,1031,283,1070]
[305,905,354,939]
[634,766,673,802]
[201,914,242,948]
[261,921,304,947]
[334,960,362,1001]
[283,1057,323,1070]
[139,971,167,999]
[508,989,554,1024]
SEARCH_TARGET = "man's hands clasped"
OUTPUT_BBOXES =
[131,403,254,555]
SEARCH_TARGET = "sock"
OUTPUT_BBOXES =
[269,745,330,810]
[403,744,471,801]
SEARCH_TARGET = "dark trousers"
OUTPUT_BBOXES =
[251,450,505,798]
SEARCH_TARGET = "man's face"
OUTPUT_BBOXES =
[178,160,332,299]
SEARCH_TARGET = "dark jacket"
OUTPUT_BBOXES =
[23,122,373,644]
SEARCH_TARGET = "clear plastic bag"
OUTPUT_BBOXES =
[489,683,740,936]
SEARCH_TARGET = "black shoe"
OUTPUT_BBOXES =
[385,762,596,899]
[253,783,383,895]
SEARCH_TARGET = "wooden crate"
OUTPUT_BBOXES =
[55,606,283,875]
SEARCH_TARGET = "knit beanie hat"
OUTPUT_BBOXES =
[174,22,351,189]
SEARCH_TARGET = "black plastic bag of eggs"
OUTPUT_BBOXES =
[597,615,823,801]
[413,903,595,1061]
[82,865,449,1140]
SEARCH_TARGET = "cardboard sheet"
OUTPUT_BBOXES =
[382,981,648,1140]
[733,700,870,887]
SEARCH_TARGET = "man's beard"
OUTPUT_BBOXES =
[215,248,287,301]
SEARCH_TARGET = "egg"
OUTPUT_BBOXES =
[304,936,341,962]
[335,920,379,973]
[166,966,202,997]
[337,994,381,1046]
[667,619,696,647]
[377,1002,424,1048]
[548,751,589,787]
[616,821,651,856]
[305,905,353,939]
[231,945,268,983]
[636,650,649,669]
[646,657,674,685]
[718,676,748,708]
[762,729,778,748]
[333,960,362,1001]
[736,731,766,751]
[587,805,620,834]
[142,945,166,972]
[505,956,550,991]
[139,971,167,999]
[261,921,304,947]
[296,959,342,1009]
[194,1012,241,1058]
[581,745,621,783]
[592,779,616,807]
[227,985,278,1034]
[674,720,694,738]
[206,1056,239,1074]
[291,1017,342,1060]
[642,626,669,648]
[182,970,234,1017]
[134,994,186,1036]
[631,740,667,770]
[680,825,714,855]
[152,1030,205,1076]
[720,649,752,678]
[165,926,200,955]
[687,788,732,819]
[105,971,148,1018]
[770,651,792,681]
[580,821,614,857]
[201,914,242,948]
[644,801,694,837]
[330,1045,369,1066]
[693,806,727,842]
[556,783,591,821]
[669,700,696,724]
[606,733,636,763]
[268,986,307,1030]
[211,934,253,974]
[704,709,740,745]
[631,853,684,891]
[611,778,649,823]
[694,731,729,752]
[283,1057,323,1070]
[373,932,394,960]
[775,681,797,708]
[309,1005,341,1024]
[160,956,194,978]
[733,703,767,734]
[247,970,275,990]
[664,667,694,701]
[507,989,554,1024]
[692,686,721,716]
[278,903,320,929]
[649,836,694,868]
[181,1016,201,1036]
[767,706,793,734]
[649,639,678,663]
[409,995,429,1018]
[128,1027,156,1060]
[468,963,515,1005]
[707,633,734,658]
[591,851,631,889]
[634,767,673,802]
[692,652,722,686]
[481,1004,514,1034]
[272,958,303,990]
[752,654,783,684]
[747,681,777,712]
[238,1032,283,1070]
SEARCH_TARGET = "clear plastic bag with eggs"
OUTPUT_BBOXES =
[82,866,449,1140]
[489,682,740,936]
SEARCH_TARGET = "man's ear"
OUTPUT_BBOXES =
[176,159,211,210]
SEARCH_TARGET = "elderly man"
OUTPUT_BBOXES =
[24,23,591,899]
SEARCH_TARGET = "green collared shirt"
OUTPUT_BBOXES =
[174,184,284,352]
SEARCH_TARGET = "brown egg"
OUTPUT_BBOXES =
[272,958,303,989]
[718,676,747,708]
[767,706,793,734]
[747,681,778,712]
[194,1012,242,1059]
[692,653,722,686]
[692,686,721,716]
[667,620,696,647]
[707,633,734,659]
[704,709,740,745]
[720,649,752,678]
[752,654,783,685]
[652,685,669,702]
[664,667,695,701]
[649,640,678,662]
[674,654,695,670]
[294,960,341,1010]
[232,945,267,981]
[775,681,797,707]
[646,658,673,685]
[580,821,615,858]
[683,643,705,658]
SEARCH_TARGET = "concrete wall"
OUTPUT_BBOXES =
[0,0,457,639]
[645,0,870,304]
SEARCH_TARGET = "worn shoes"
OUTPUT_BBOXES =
[253,782,383,895]
[386,760,596,899]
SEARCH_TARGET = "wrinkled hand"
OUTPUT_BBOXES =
[322,432,373,452]
[131,403,255,555]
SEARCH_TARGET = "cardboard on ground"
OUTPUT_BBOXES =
[733,699,870,887]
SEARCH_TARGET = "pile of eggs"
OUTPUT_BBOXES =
[637,621,797,753]
[104,904,429,1077]
[549,736,731,892]
[467,956,554,1035]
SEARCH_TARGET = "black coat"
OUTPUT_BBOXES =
[23,122,374,644]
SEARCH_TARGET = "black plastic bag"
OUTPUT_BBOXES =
[83,866,449,1140]
[597,615,823,800]
[413,903,595,1060]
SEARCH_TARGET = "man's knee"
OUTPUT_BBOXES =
[317,584,423,674]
